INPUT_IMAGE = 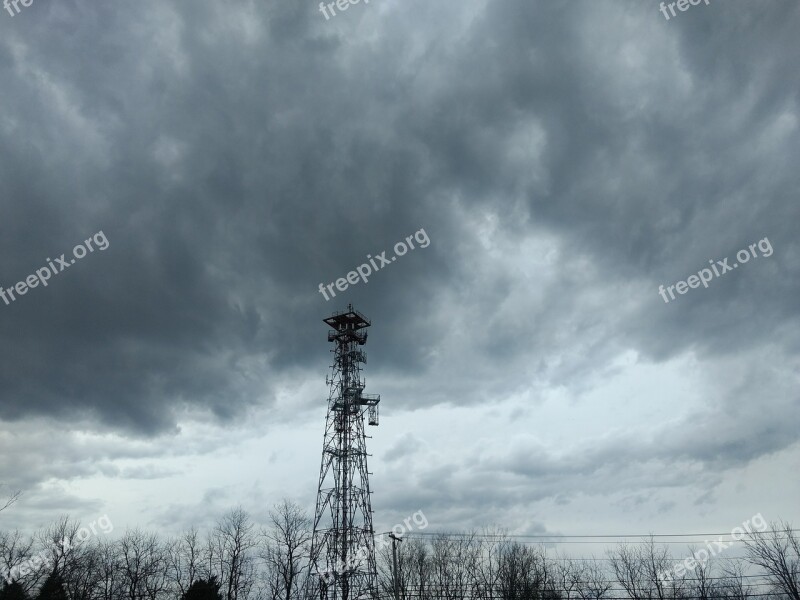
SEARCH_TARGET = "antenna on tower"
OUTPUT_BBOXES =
[309,305,380,600]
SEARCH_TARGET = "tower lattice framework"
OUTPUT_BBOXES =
[310,305,380,600]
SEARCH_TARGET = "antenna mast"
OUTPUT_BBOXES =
[309,304,380,600]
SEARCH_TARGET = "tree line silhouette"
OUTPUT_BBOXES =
[1,502,797,600]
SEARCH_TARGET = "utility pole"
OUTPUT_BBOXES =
[388,533,402,600]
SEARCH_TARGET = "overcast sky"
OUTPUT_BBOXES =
[0,0,798,552]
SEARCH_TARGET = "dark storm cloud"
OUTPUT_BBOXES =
[0,0,798,527]
[0,0,462,436]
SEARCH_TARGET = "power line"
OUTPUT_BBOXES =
[390,529,798,540]
[376,550,760,562]
[378,592,789,600]
[379,579,791,599]
[386,573,774,584]
[392,575,776,591]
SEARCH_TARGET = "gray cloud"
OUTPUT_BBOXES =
[0,0,797,532]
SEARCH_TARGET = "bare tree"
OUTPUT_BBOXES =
[166,528,205,599]
[554,558,611,600]
[259,500,311,600]
[0,489,20,514]
[6,510,798,600]
[0,530,36,593]
[494,541,556,600]
[429,533,480,600]
[718,559,754,600]
[743,520,799,600]
[685,545,716,600]
[405,537,433,600]
[119,528,168,600]
[95,538,124,600]
[554,557,580,600]
[608,537,683,600]
[210,508,257,600]
[39,515,81,578]
[374,535,392,600]
[67,542,106,600]
[574,560,612,600]
[473,531,505,600]
[38,515,107,600]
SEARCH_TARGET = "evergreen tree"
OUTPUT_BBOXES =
[181,577,223,600]
[0,581,29,600]
[36,573,67,600]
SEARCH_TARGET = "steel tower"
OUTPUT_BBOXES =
[310,305,380,600]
